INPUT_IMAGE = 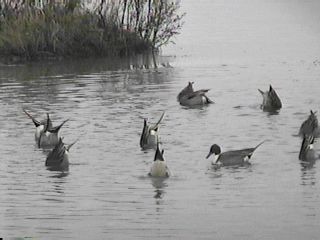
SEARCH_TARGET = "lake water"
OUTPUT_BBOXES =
[1,0,320,239]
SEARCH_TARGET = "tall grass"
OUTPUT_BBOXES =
[0,0,184,61]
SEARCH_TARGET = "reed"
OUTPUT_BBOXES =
[0,0,184,61]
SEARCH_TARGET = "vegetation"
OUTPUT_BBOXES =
[0,0,184,61]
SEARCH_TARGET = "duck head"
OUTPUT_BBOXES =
[177,82,195,101]
[206,144,221,162]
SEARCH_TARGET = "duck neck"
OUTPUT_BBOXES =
[214,154,220,163]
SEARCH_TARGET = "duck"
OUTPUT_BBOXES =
[299,135,317,163]
[23,109,53,141]
[140,111,165,149]
[177,82,213,106]
[206,141,265,167]
[258,85,282,111]
[299,110,319,138]
[37,113,69,148]
[149,141,170,177]
[45,137,77,171]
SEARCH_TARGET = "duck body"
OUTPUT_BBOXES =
[24,110,69,148]
[45,138,77,171]
[258,85,282,111]
[299,135,317,163]
[149,143,170,177]
[38,130,61,148]
[206,141,264,167]
[299,110,319,138]
[23,109,53,141]
[140,112,165,150]
[177,82,213,107]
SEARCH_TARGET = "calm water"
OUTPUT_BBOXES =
[1,0,320,239]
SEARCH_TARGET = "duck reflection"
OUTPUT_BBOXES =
[49,171,69,179]
[150,177,168,204]
[300,167,317,186]
[299,135,318,185]
[129,52,173,70]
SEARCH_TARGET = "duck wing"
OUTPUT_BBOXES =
[268,86,282,108]
[219,141,265,165]
[186,89,210,99]
[46,139,66,166]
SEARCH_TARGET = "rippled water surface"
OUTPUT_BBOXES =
[1,0,320,239]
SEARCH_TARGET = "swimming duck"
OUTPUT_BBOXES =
[140,111,165,149]
[45,138,77,171]
[149,142,170,177]
[299,110,319,138]
[258,85,282,111]
[299,135,318,165]
[206,141,265,167]
[177,82,213,106]
[23,109,53,141]
[38,113,69,148]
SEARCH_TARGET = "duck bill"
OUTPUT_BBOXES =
[206,152,212,159]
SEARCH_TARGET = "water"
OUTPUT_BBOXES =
[1,0,320,239]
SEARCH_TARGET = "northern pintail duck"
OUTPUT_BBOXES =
[45,138,77,171]
[206,141,264,167]
[258,85,282,111]
[177,82,213,106]
[149,142,170,177]
[299,110,319,138]
[299,135,318,164]
[37,113,69,148]
[140,111,165,149]
[24,110,69,147]
[23,109,53,141]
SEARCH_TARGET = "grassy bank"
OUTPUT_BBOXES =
[0,0,184,62]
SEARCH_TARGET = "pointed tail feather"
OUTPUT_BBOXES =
[67,138,78,151]
[269,85,273,92]
[254,140,266,151]
[49,119,69,133]
[44,113,50,132]
[258,89,264,95]
[151,111,165,130]
[154,138,164,162]
[23,109,41,127]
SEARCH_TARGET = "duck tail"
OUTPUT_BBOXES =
[49,119,69,133]
[269,85,273,92]
[67,138,78,152]
[154,140,165,162]
[205,95,214,104]
[258,89,264,95]
[44,113,51,132]
[23,109,41,127]
[310,110,317,115]
[140,118,148,148]
[254,140,266,150]
[152,111,165,130]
